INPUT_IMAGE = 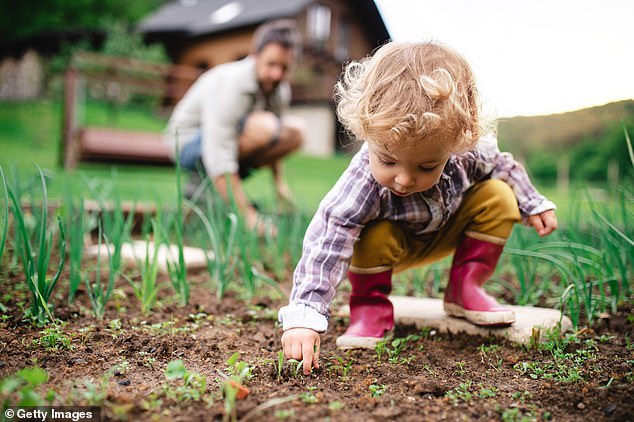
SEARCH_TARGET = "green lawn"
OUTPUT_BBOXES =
[0,99,351,211]
[0,98,621,216]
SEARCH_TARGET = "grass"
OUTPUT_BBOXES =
[0,98,620,216]
[0,99,350,211]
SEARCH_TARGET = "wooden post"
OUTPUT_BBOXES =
[61,67,78,169]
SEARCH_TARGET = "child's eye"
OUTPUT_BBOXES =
[379,158,395,166]
[418,165,438,172]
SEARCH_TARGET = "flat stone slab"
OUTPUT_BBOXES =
[338,295,573,344]
[85,241,213,273]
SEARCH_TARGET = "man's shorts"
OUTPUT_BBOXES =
[178,114,280,179]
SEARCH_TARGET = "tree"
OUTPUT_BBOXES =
[0,0,165,41]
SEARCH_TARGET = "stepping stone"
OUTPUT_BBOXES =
[337,296,573,344]
[85,241,213,273]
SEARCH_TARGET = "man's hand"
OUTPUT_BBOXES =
[245,206,278,238]
[274,180,296,215]
[281,328,320,375]
[527,209,558,237]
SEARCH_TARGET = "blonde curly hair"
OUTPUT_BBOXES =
[335,41,484,153]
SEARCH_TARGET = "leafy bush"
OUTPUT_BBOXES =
[525,121,634,185]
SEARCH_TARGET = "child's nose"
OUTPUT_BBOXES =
[395,172,415,187]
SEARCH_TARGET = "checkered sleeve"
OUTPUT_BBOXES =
[279,147,380,331]
[471,134,556,218]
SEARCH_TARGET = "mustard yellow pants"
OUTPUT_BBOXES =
[349,179,521,274]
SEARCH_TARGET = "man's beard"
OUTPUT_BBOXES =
[259,80,280,96]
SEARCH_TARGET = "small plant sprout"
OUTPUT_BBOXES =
[124,219,161,314]
[0,166,9,267]
[299,386,319,404]
[164,146,189,306]
[84,221,117,319]
[375,333,421,364]
[32,325,73,351]
[185,199,239,300]
[368,382,386,398]
[219,352,253,422]
[8,163,66,325]
[64,183,87,304]
[0,367,55,407]
[445,381,473,405]
[325,354,354,380]
[276,350,284,379]
[163,360,210,404]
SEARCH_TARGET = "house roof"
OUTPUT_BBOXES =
[138,0,390,42]
[139,0,313,37]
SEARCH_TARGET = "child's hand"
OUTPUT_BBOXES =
[527,209,558,237]
[281,327,320,375]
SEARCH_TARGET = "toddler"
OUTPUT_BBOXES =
[279,41,558,375]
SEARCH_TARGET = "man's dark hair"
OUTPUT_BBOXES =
[252,19,301,55]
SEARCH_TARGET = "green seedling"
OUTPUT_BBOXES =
[163,360,210,404]
[445,381,473,405]
[31,324,73,351]
[368,383,386,398]
[276,350,284,379]
[284,359,305,378]
[0,166,8,266]
[0,367,55,409]
[328,401,345,411]
[299,387,318,404]
[124,219,161,314]
[185,199,239,300]
[8,164,66,325]
[325,354,354,379]
[84,221,117,319]
[375,333,420,364]
[70,379,108,406]
[477,383,497,398]
[63,182,88,304]
[164,144,189,306]
[219,352,253,422]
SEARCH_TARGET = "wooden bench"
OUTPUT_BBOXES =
[61,52,202,169]
[76,127,172,166]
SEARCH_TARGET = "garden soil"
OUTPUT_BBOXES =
[1,267,633,422]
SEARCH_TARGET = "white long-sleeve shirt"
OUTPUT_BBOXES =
[164,56,290,177]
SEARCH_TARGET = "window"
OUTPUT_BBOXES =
[307,4,331,46]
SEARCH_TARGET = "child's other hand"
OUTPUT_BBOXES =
[281,328,320,375]
[527,209,558,237]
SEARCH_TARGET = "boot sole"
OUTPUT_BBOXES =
[444,302,516,326]
[336,332,393,350]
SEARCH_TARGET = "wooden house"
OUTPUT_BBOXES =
[138,0,390,155]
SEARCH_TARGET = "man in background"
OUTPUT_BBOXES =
[164,19,304,234]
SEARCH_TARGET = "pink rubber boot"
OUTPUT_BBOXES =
[336,270,394,349]
[443,236,515,326]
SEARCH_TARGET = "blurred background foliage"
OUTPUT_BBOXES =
[0,0,164,39]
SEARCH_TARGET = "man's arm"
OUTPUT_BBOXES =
[212,172,263,234]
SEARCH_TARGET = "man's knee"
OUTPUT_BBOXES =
[242,111,280,147]
[280,116,305,151]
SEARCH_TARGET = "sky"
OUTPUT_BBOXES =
[373,0,634,118]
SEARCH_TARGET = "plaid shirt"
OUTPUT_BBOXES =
[278,134,556,332]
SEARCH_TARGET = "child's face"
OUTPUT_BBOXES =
[367,140,450,196]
